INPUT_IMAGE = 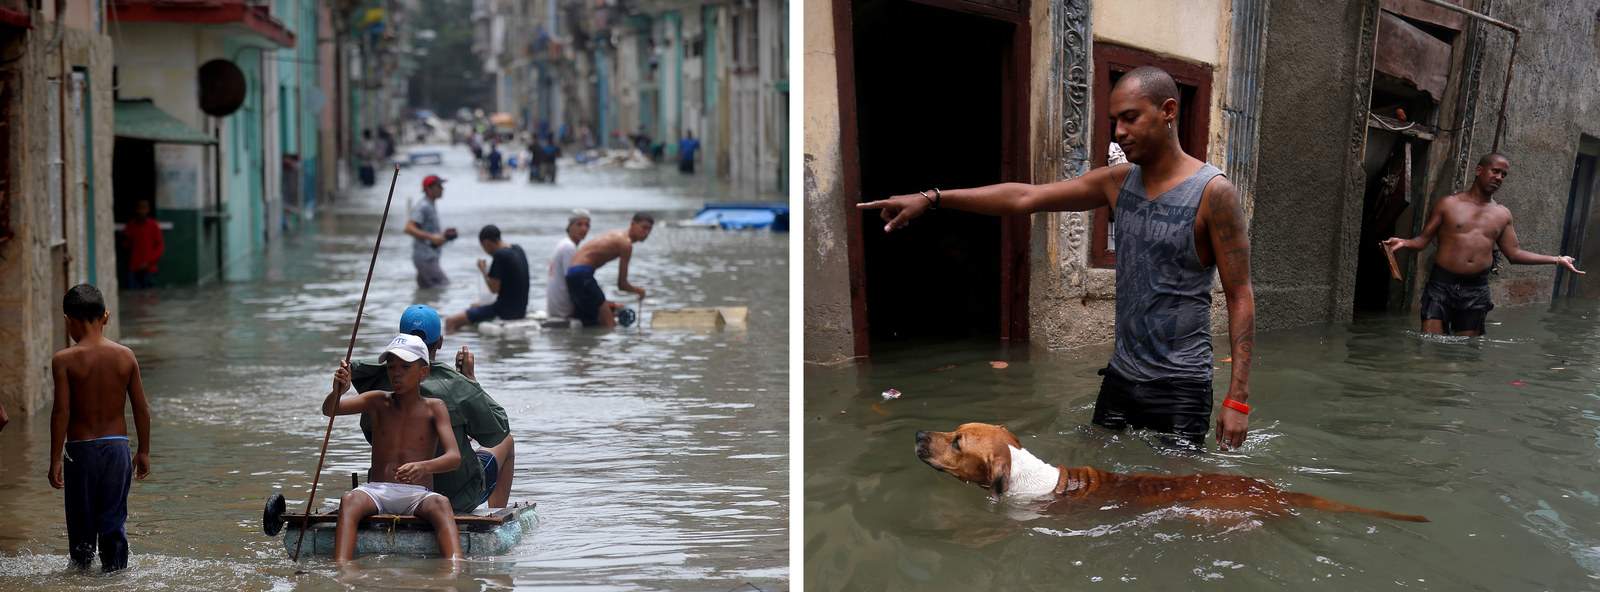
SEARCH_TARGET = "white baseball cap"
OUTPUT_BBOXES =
[378,334,429,364]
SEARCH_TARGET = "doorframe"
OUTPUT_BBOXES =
[1088,42,1214,268]
[833,0,1033,357]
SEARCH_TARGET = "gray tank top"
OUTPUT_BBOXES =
[1108,162,1225,383]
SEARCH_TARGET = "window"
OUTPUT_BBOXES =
[1089,43,1213,268]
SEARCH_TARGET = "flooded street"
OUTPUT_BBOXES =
[806,304,1600,590]
[0,145,789,591]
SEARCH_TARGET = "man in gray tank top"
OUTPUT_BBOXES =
[859,66,1257,451]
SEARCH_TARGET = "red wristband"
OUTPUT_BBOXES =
[1221,398,1250,415]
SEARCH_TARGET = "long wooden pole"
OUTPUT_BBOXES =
[292,164,401,565]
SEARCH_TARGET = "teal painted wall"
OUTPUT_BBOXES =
[155,209,202,286]
[666,12,681,157]
[224,38,264,279]
[298,0,320,221]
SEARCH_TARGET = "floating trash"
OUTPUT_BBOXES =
[990,361,1009,369]
[933,365,956,372]
[881,389,902,400]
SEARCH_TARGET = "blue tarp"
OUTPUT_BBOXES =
[690,203,790,231]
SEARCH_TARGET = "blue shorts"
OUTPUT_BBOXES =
[477,449,500,504]
[63,435,132,571]
[466,304,498,323]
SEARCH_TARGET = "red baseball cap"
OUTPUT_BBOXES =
[422,175,446,190]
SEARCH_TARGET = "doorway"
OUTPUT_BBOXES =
[845,0,1027,348]
[1555,136,1600,299]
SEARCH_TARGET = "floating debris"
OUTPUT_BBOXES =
[990,361,1009,369]
[881,389,902,400]
[933,365,956,372]
[1511,382,1527,386]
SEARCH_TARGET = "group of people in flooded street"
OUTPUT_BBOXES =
[28,62,1588,576]
[35,164,661,570]
[401,173,656,329]
[862,65,1583,453]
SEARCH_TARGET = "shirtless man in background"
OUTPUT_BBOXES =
[1384,153,1584,335]
[566,213,654,327]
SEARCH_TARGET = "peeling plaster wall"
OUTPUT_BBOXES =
[801,0,853,365]
[0,24,117,418]
[1465,2,1600,308]
[1252,0,1372,329]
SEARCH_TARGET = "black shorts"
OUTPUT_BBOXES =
[1420,265,1493,334]
[1090,367,1213,449]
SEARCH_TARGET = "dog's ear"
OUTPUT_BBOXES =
[987,448,1011,499]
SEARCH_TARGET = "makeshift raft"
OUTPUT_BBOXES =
[478,308,645,336]
[682,203,789,231]
[478,310,580,337]
[263,494,537,557]
[650,306,748,330]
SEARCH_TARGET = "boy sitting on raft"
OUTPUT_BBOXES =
[323,334,463,562]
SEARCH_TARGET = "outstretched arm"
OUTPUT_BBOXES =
[1383,198,1445,254]
[1499,223,1584,273]
[1204,178,1254,451]
[855,164,1128,233]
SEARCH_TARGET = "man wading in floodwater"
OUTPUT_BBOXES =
[859,66,1256,452]
[1383,153,1584,336]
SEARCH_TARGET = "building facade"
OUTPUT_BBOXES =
[806,0,1590,364]
[475,0,788,193]
[0,0,117,417]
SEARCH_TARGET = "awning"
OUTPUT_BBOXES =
[114,100,216,145]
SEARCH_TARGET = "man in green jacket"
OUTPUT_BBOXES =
[331,305,514,511]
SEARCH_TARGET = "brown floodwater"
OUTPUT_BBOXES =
[807,304,1600,590]
[0,144,789,591]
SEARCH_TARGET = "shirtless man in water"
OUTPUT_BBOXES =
[1384,153,1584,336]
[323,334,462,563]
[565,213,654,327]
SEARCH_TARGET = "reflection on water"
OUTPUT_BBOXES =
[806,304,1600,590]
[0,145,788,591]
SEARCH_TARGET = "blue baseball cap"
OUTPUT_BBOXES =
[400,305,442,345]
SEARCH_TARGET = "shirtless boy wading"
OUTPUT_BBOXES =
[1384,153,1583,336]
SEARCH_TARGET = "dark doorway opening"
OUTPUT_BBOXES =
[112,137,157,289]
[1556,137,1600,299]
[853,0,1010,343]
[1353,81,1436,313]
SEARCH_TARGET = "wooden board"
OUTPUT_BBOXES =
[651,308,726,329]
[1384,245,1403,280]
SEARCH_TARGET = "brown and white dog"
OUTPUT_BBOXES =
[915,423,1428,522]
